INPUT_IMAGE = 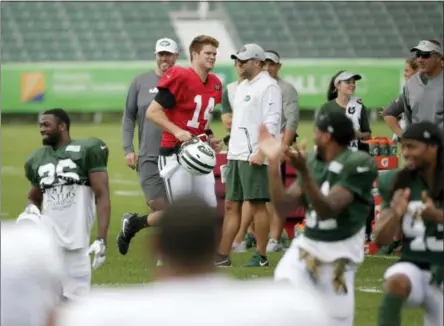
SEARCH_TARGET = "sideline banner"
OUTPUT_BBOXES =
[1,59,404,113]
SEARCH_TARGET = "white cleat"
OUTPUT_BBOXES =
[231,241,247,253]
[266,239,283,252]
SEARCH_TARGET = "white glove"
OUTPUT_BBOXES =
[87,238,106,270]
[16,204,42,225]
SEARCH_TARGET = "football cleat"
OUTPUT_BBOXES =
[116,212,139,255]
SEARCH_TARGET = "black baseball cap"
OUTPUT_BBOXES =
[315,111,355,146]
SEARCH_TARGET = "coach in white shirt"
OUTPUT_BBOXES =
[216,43,282,268]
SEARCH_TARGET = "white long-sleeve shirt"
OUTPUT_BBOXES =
[228,71,282,162]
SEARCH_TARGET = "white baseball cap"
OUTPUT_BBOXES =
[410,40,443,55]
[155,38,179,54]
[265,51,280,63]
[231,43,266,61]
[334,71,362,85]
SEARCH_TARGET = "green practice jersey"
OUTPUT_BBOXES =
[302,149,378,242]
[24,138,109,249]
[378,170,444,266]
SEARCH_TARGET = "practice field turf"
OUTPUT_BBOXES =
[1,121,423,325]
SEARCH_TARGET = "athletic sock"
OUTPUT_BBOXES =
[134,214,149,231]
[378,292,404,326]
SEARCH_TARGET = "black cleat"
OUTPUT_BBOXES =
[215,254,232,267]
[117,212,140,255]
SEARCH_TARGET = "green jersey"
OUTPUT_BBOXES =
[25,138,109,249]
[378,170,444,266]
[296,149,377,263]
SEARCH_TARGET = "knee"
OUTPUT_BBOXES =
[384,274,412,298]
[247,200,267,214]
[148,198,165,212]
[225,200,240,215]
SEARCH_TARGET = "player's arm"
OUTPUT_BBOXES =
[357,105,371,140]
[282,85,299,146]
[268,159,304,218]
[300,158,378,219]
[373,172,403,245]
[122,78,139,155]
[87,142,110,244]
[383,93,405,138]
[146,90,183,136]
[220,88,233,131]
[146,68,184,137]
[24,159,43,209]
[262,85,282,136]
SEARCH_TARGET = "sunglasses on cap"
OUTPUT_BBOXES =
[415,51,432,59]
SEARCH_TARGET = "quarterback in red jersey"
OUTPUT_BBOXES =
[146,35,223,207]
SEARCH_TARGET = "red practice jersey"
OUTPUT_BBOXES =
[157,66,223,148]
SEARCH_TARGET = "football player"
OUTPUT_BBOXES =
[374,121,443,326]
[259,110,377,326]
[116,35,223,254]
[24,108,110,301]
[57,195,330,326]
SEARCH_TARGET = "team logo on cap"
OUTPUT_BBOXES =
[238,46,247,54]
[159,40,171,46]
[244,95,251,101]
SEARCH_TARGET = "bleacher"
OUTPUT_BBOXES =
[1,1,443,62]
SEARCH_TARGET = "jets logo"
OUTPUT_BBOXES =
[159,40,171,46]
[198,145,214,158]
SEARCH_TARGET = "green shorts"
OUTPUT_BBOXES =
[225,160,269,202]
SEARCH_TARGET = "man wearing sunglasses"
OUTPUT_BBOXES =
[216,43,282,268]
[383,40,443,131]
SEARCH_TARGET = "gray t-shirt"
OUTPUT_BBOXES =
[400,71,443,129]
[277,78,300,133]
[122,71,162,158]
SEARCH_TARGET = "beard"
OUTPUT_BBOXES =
[42,133,61,147]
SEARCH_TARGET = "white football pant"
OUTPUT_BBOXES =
[158,154,217,207]
[384,262,443,326]
[274,241,357,326]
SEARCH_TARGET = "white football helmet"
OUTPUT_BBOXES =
[178,137,216,175]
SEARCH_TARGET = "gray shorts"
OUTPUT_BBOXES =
[137,157,166,202]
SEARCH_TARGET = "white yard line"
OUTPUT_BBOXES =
[1,166,22,175]
[114,190,143,197]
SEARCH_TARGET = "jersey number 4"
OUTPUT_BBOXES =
[187,95,215,129]
[38,159,80,186]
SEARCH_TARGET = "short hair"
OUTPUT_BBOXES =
[265,49,280,58]
[42,108,71,131]
[405,57,418,70]
[158,194,222,266]
[189,35,219,61]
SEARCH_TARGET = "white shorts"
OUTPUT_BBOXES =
[274,241,357,326]
[158,154,217,207]
[384,262,443,326]
[61,248,91,301]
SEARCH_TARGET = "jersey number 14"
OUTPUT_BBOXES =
[187,95,215,130]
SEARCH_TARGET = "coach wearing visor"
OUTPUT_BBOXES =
[383,40,443,130]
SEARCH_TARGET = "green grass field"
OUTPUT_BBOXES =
[1,120,423,325]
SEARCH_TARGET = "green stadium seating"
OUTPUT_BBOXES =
[1,1,442,61]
